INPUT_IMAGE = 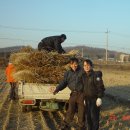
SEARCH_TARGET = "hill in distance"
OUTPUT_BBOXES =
[0,45,127,60]
[65,45,124,60]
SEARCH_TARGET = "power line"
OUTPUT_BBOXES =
[111,32,130,38]
[0,37,129,50]
[1,24,130,39]
[0,24,104,33]
[0,37,38,42]
[0,37,106,46]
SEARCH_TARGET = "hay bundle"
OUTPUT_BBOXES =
[10,47,77,84]
[13,70,36,83]
[66,49,80,56]
[10,52,30,66]
[19,46,34,53]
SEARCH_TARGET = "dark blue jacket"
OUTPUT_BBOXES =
[55,67,84,92]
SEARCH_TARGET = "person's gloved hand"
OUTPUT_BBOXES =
[96,98,102,107]
[84,100,86,105]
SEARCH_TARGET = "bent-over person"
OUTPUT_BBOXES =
[38,34,66,54]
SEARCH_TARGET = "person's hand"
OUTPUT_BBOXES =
[53,90,58,95]
[96,98,102,107]
[49,86,58,95]
[53,89,58,95]
[49,86,55,93]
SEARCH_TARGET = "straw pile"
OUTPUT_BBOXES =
[10,46,78,84]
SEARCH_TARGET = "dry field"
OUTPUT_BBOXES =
[102,69,130,87]
[0,67,130,130]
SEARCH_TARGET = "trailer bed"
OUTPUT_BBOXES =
[18,82,71,100]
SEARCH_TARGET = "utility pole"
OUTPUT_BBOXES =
[81,48,84,58]
[105,29,109,63]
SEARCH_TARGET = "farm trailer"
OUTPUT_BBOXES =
[18,81,71,112]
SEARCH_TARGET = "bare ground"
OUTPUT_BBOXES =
[0,69,130,130]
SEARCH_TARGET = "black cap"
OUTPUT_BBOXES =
[61,34,67,39]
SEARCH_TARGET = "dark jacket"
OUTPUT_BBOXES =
[55,67,84,92]
[38,35,65,53]
[82,70,105,98]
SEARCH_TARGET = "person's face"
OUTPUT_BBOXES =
[83,61,92,72]
[61,37,65,42]
[70,62,78,71]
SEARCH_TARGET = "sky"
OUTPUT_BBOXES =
[0,0,130,53]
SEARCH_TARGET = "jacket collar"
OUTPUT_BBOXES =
[84,69,94,76]
[70,66,80,72]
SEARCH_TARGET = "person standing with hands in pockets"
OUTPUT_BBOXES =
[82,59,105,130]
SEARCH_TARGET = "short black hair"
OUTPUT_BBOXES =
[69,57,79,64]
[61,34,67,39]
[84,59,93,67]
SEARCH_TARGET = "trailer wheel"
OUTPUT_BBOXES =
[26,105,32,112]
[22,105,27,112]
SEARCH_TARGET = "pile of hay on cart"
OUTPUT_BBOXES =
[10,46,79,84]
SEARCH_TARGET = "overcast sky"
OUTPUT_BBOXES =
[0,0,130,53]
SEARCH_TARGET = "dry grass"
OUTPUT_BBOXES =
[9,47,80,84]
[102,69,130,87]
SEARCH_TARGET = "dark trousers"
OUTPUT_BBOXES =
[64,91,85,128]
[38,42,53,51]
[9,82,16,99]
[85,98,100,130]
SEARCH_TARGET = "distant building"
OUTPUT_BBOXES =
[120,54,130,62]
[108,58,115,61]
